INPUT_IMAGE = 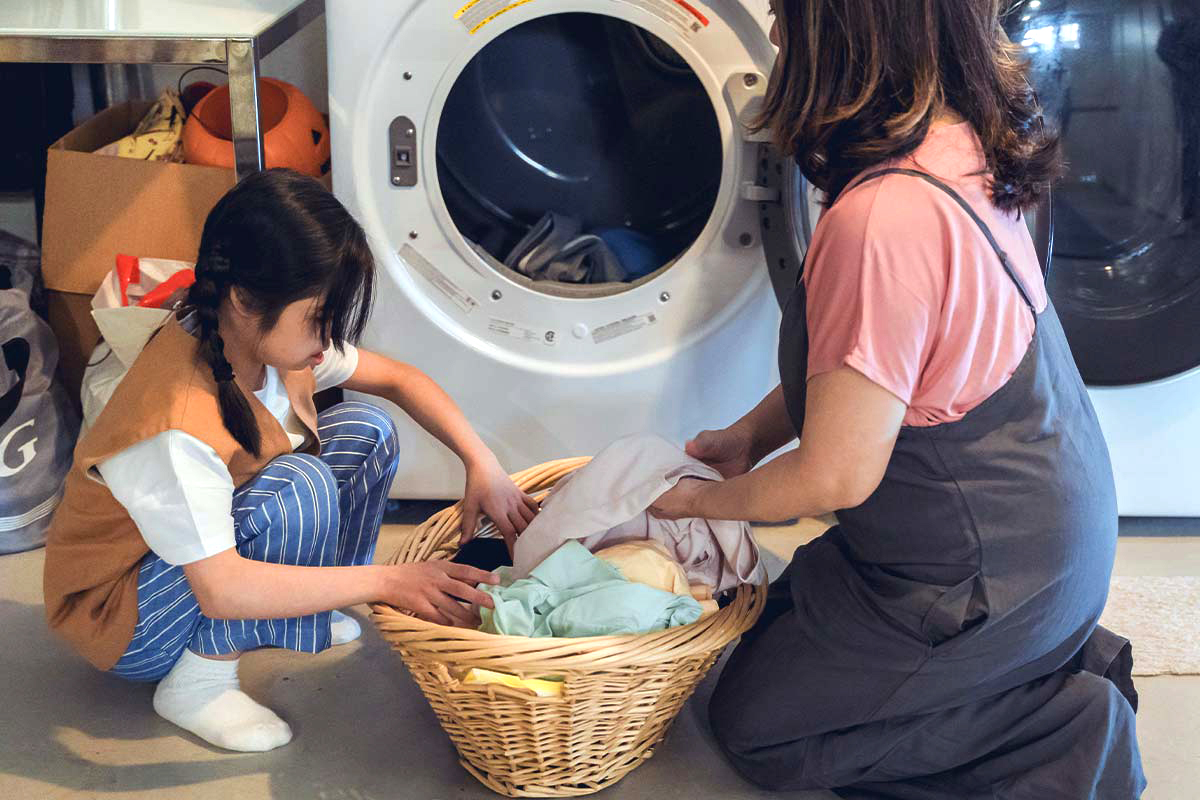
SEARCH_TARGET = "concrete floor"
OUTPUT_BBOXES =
[1,518,1196,800]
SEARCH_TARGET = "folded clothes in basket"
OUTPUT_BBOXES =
[595,540,719,619]
[512,434,766,593]
[479,541,703,637]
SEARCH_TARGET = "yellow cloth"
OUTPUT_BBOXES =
[94,89,186,162]
[462,668,563,697]
[595,540,719,618]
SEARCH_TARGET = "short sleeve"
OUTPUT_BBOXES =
[95,431,236,566]
[313,342,360,392]
[802,181,942,405]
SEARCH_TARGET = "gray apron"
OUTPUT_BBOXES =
[709,169,1146,799]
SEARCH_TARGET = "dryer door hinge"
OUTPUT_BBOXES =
[742,181,780,203]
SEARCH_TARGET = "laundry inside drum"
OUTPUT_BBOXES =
[436,13,723,294]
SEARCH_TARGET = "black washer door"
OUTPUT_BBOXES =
[1008,1,1200,385]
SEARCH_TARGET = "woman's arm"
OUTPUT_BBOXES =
[683,386,795,480]
[340,349,539,546]
[653,367,905,523]
[733,384,800,465]
[183,551,498,627]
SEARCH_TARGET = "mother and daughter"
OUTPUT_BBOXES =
[46,0,1143,795]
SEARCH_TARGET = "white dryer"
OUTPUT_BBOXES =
[1013,1,1200,516]
[327,0,816,497]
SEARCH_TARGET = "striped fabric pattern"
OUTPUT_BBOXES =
[110,402,399,681]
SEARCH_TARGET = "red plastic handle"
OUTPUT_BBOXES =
[115,254,140,307]
[138,269,196,309]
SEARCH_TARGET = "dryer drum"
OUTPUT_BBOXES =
[436,13,723,289]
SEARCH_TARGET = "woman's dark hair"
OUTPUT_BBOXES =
[187,168,375,456]
[756,0,1062,212]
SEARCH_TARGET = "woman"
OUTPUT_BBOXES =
[651,1,1146,796]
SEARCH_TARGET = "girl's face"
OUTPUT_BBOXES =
[231,292,330,372]
[769,1,780,46]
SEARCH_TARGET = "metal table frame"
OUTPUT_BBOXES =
[0,0,325,179]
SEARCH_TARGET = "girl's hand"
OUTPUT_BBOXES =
[685,426,756,479]
[382,561,499,627]
[460,456,540,552]
[649,478,709,520]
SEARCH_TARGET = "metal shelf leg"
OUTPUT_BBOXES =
[227,37,264,179]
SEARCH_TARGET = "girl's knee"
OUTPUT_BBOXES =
[320,402,398,451]
[255,454,341,553]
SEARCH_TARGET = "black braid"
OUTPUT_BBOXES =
[183,168,377,457]
[187,267,262,457]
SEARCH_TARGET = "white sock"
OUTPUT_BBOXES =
[330,610,362,646]
[153,650,292,753]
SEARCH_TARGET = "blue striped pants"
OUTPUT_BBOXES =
[110,402,399,682]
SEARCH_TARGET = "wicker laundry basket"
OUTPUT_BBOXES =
[371,457,767,797]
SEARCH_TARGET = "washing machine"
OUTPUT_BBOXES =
[1010,1,1200,516]
[327,0,816,497]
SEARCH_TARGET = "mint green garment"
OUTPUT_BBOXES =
[479,541,703,637]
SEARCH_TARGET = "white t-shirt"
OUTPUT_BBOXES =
[95,344,359,566]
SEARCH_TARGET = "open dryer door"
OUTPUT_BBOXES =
[433,11,815,303]
[1005,1,1200,515]
[756,151,820,307]
[329,0,797,498]
[1009,1,1200,387]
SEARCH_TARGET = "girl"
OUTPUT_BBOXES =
[651,1,1145,797]
[44,169,539,753]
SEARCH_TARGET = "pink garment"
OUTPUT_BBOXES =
[804,122,1050,427]
[512,434,765,593]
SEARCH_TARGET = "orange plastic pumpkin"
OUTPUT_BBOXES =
[182,77,330,177]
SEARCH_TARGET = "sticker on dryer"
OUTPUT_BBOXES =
[399,244,479,314]
[615,0,710,37]
[455,0,536,34]
[488,317,558,346]
[591,312,658,344]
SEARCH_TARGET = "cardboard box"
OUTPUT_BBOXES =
[41,101,237,404]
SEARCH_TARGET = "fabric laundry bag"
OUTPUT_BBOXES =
[0,237,80,554]
[81,254,194,432]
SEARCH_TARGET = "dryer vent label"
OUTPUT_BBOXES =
[399,244,478,315]
[617,0,710,37]
[592,312,658,344]
[488,317,557,347]
[455,0,535,34]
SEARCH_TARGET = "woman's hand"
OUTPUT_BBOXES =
[460,455,541,551]
[381,561,499,627]
[685,426,756,479]
[649,477,710,520]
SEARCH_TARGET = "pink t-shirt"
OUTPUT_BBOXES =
[804,122,1049,427]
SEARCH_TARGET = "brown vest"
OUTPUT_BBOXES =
[43,317,319,669]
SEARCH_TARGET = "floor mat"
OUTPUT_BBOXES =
[1100,575,1200,676]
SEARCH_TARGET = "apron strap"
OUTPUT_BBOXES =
[847,167,1039,315]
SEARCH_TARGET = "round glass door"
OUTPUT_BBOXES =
[1007,0,1200,385]
[435,13,722,296]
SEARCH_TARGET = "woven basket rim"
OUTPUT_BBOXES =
[370,456,766,670]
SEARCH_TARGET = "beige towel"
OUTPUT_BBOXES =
[595,540,720,618]
[513,434,765,592]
